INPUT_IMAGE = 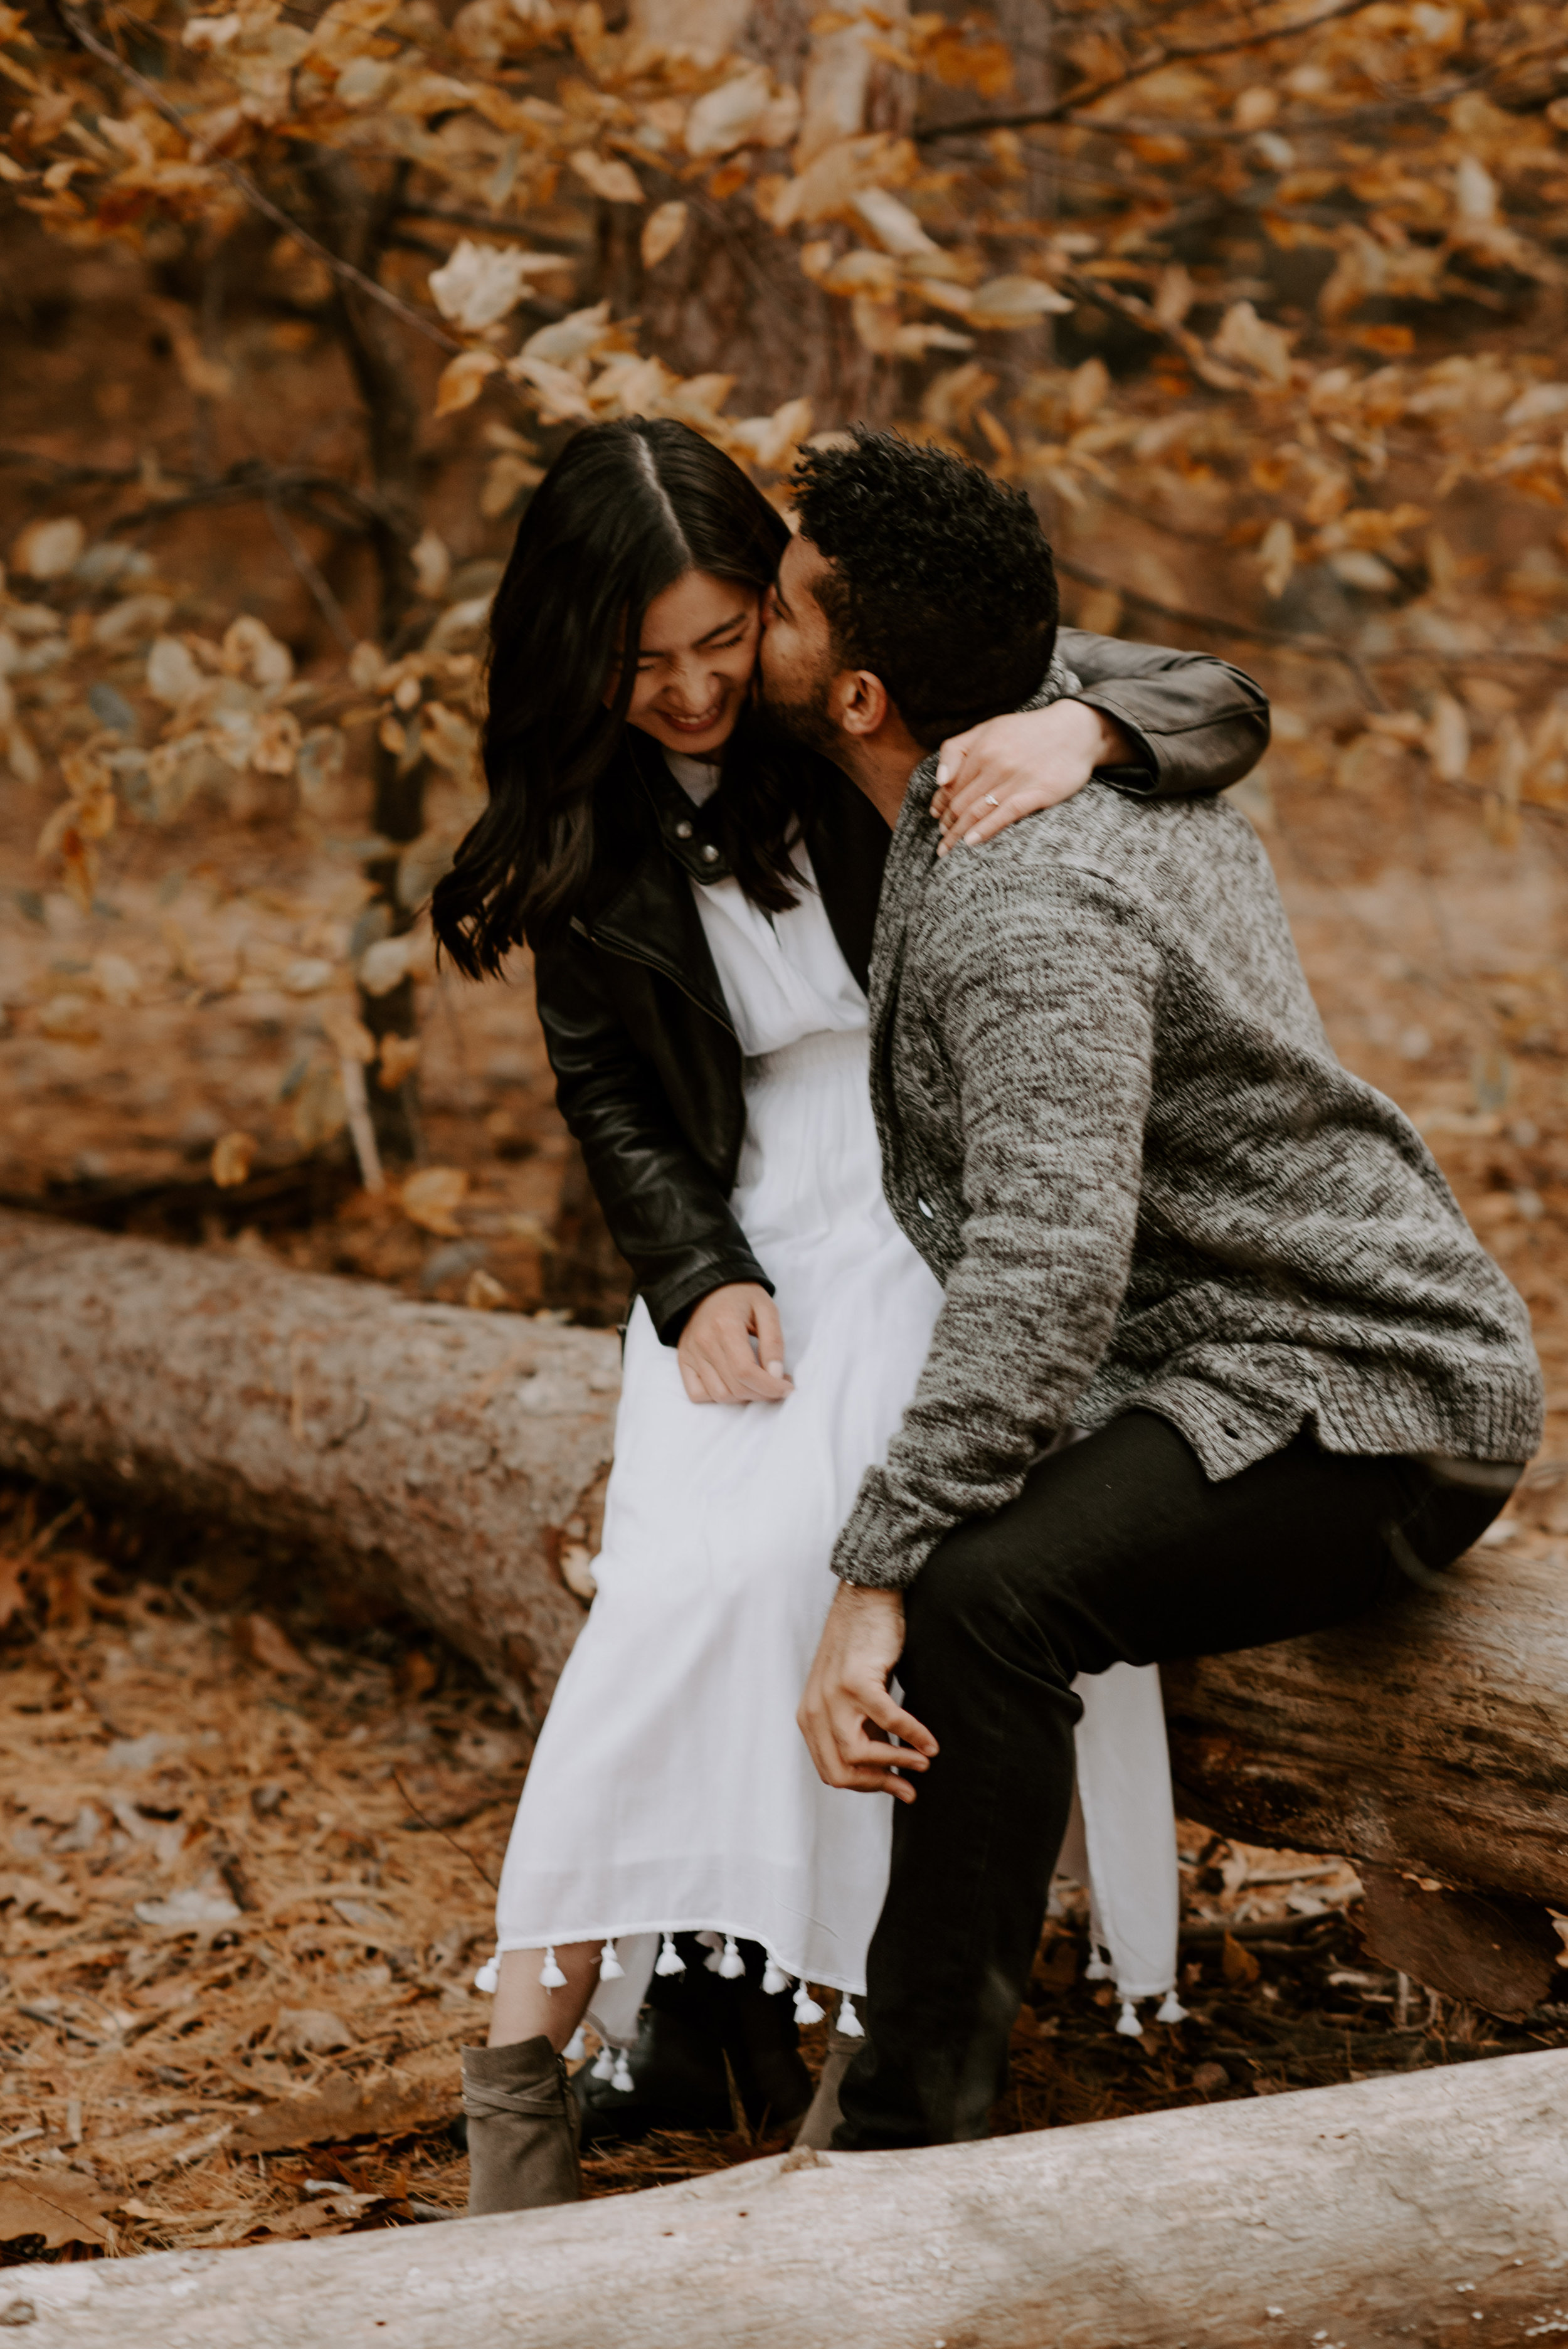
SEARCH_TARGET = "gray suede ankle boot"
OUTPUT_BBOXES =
[462,2035,582,2215]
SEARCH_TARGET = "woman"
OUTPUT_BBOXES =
[432,418,1270,2215]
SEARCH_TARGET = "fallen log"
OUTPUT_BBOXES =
[8,2049,1568,2346]
[0,1209,619,1728]
[1164,1544,1568,2012]
[2,1210,1565,2003]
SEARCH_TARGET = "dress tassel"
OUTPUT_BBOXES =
[1084,1948,1113,1982]
[837,1993,864,2039]
[563,2026,587,2062]
[655,1934,686,1977]
[611,2049,634,2094]
[1156,1991,1189,2024]
[1116,1999,1144,2038]
[591,2044,616,2082]
[761,1956,789,1996]
[793,1981,825,2026]
[717,1934,746,1980]
[599,1939,625,1981]
[473,1954,499,1996]
[539,1945,567,1990]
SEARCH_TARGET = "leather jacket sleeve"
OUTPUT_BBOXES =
[534,929,772,1344]
[1058,628,1269,797]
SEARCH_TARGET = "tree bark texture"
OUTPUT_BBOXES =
[10,2050,1568,2346]
[625,0,908,420]
[1163,1543,1568,1911]
[0,1211,618,1732]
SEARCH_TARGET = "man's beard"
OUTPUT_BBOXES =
[756,665,840,761]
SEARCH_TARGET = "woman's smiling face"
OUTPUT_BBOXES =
[614,569,762,758]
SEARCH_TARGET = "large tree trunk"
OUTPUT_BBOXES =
[3,1209,1567,2003]
[624,0,909,420]
[11,2050,1568,2344]
[0,1210,617,1732]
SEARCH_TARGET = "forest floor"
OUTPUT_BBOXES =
[6,676,1568,2267]
[4,1477,1565,2271]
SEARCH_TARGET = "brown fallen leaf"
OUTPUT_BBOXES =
[236,1611,311,1675]
[400,1164,468,1236]
[397,1648,438,1699]
[331,1896,400,1934]
[0,1873,82,1921]
[1222,1931,1261,1987]
[210,1130,258,1189]
[273,2007,356,2057]
[0,1554,28,1631]
[0,2173,115,2249]
[230,2064,458,2153]
[378,1032,421,1091]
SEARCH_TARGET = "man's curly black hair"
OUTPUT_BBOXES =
[789,427,1059,748]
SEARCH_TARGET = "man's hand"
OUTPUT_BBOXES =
[931,699,1138,857]
[798,1583,937,1803]
[677,1282,793,1405]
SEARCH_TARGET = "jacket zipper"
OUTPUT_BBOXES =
[573,917,738,1041]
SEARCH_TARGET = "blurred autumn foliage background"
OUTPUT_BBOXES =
[4,0,1568,1319]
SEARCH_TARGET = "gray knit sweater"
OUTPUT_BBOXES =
[832,759,1544,1590]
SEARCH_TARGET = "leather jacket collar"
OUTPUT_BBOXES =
[575,728,888,1023]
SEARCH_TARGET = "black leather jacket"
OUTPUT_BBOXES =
[534,631,1269,1343]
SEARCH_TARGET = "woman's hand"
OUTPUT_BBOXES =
[678,1282,793,1405]
[798,1584,936,1801]
[931,699,1140,856]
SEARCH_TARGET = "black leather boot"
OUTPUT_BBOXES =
[572,1935,813,2145]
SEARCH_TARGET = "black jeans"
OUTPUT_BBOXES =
[834,1411,1517,2151]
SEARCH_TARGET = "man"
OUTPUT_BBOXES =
[759,428,1542,2151]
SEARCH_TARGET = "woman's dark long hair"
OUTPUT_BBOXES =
[432,416,804,978]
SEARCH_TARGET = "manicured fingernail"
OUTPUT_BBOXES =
[935,763,950,785]
[767,1361,784,1377]
[963,829,981,846]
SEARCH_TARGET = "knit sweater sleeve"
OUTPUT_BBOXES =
[831,857,1160,1589]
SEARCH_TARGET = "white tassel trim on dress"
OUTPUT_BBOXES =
[1111,1990,1190,2037]
[591,2043,615,2082]
[563,2025,587,2062]
[493,1932,861,2011]
[837,1993,864,2039]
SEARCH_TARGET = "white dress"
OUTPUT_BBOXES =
[489,758,1183,2044]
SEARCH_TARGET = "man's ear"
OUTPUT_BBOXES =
[834,667,891,740]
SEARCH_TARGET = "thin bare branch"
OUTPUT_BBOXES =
[1055,553,1568,687]
[267,499,360,652]
[916,0,1391,143]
